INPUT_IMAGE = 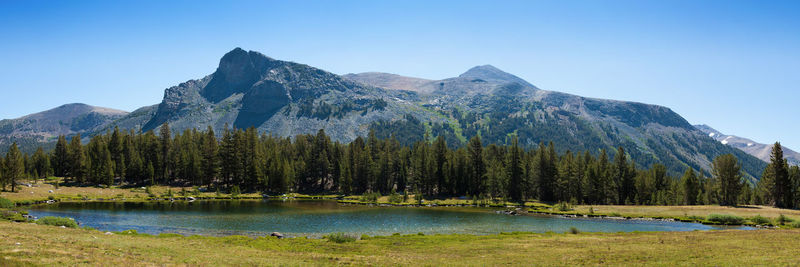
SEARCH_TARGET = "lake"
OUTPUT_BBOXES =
[28,200,753,237]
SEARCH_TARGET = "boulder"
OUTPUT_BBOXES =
[270,232,284,239]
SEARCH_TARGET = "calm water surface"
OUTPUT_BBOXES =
[28,200,753,237]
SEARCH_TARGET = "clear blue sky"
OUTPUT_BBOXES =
[1,0,798,149]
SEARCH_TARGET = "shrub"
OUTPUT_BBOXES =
[707,214,745,225]
[326,232,357,243]
[687,215,705,221]
[360,192,380,203]
[36,216,78,228]
[1,210,26,222]
[568,227,580,234]
[230,186,241,198]
[388,193,403,203]
[749,215,771,225]
[588,207,594,214]
[119,229,139,235]
[777,214,792,225]
[555,202,572,212]
[0,197,14,209]
[360,234,370,240]
[791,221,800,229]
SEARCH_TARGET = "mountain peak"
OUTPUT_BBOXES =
[202,48,276,102]
[458,65,537,89]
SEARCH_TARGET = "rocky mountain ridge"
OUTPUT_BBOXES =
[0,48,768,181]
[695,124,800,166]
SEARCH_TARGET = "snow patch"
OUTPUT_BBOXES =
[709,133,715,137]
[721,140,728,145]
[747,143,754,147]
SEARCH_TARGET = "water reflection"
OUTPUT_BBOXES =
[28,200,754,237]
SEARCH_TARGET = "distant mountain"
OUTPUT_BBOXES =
[695,124,800,166]
[0,103,129,153]
[0,48,767,181]
[342,72,433,93]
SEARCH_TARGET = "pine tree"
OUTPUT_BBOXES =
[433,135,447,196]
[769,142,792,208]
[159,122,172,181]
[109,126,125,178]
[32,147,50,179]
[680,168,699,205]
[53,135,69,177]
[4,142,24,192]
[467,135,485,196]
[613,147,633,204]
[201,126,218,186]
[68,134,84,183]
[712,154,743,206]
[506,137,524,203]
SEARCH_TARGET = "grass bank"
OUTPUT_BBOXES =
[1,220,799,266]
[0,179,338,205]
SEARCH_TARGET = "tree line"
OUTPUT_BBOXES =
[1,123,798,208]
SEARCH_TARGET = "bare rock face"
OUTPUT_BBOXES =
[234,80,289,129]
[202,48,276,103]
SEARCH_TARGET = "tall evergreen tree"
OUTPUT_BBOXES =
[109,126,125,178]
[53,135,69,177]
[159,122,172,181]
[32,147,50,178]
[613,147,634,204]
[680,168,700,205]
[712,154,743,206]
[507,137,524,203]
[201,126,218,186]
[4,142,24,192]
[67,134,84,182]
[768,142,792,208]
[467,135,485,196]
[433,135,448,196]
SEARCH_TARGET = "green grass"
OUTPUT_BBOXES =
[1,220,800,266]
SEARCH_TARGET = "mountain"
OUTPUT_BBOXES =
[695,124,800,166]
[345,65,766,182]
[0,48,767,181]
[342,72,433,93]
[106,48,431,143]
[0,103,129,153]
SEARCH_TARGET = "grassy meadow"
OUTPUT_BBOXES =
[1,220,800,266]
